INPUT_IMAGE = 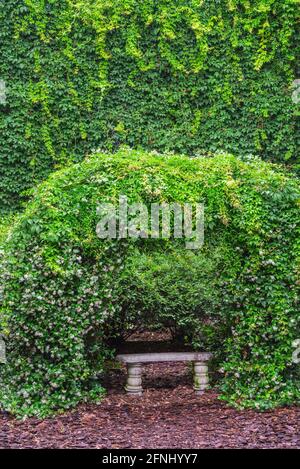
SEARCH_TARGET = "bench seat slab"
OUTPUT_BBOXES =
[117,352,212,364]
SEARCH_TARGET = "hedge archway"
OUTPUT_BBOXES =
[0,148,299,417]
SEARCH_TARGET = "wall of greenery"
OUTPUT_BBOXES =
[0,0,299,212]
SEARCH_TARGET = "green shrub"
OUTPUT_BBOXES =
[0,214,16,249]
[0,148,299,417]
[0,0,299,211]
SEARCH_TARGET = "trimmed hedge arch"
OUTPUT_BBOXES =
[0,148,299,417]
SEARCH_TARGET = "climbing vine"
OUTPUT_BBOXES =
[0,0,299,211]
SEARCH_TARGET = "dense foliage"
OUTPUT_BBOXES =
[0,0,299,212]
[0,148,299,417]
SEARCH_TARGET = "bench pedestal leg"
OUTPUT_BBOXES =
[125,363,143,395]
[193,361,209,395]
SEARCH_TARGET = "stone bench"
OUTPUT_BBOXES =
[116,352,212,396]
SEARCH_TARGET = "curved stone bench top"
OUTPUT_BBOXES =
[116,352,212,363]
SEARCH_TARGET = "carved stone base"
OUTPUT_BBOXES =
[125,362,143,395]
[193,361,209,394]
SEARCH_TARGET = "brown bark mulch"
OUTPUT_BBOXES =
[1,361,299,449]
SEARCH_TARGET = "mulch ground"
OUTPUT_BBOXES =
[1,360,299,449]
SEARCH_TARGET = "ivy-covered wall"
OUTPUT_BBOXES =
[0,0,299,212]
